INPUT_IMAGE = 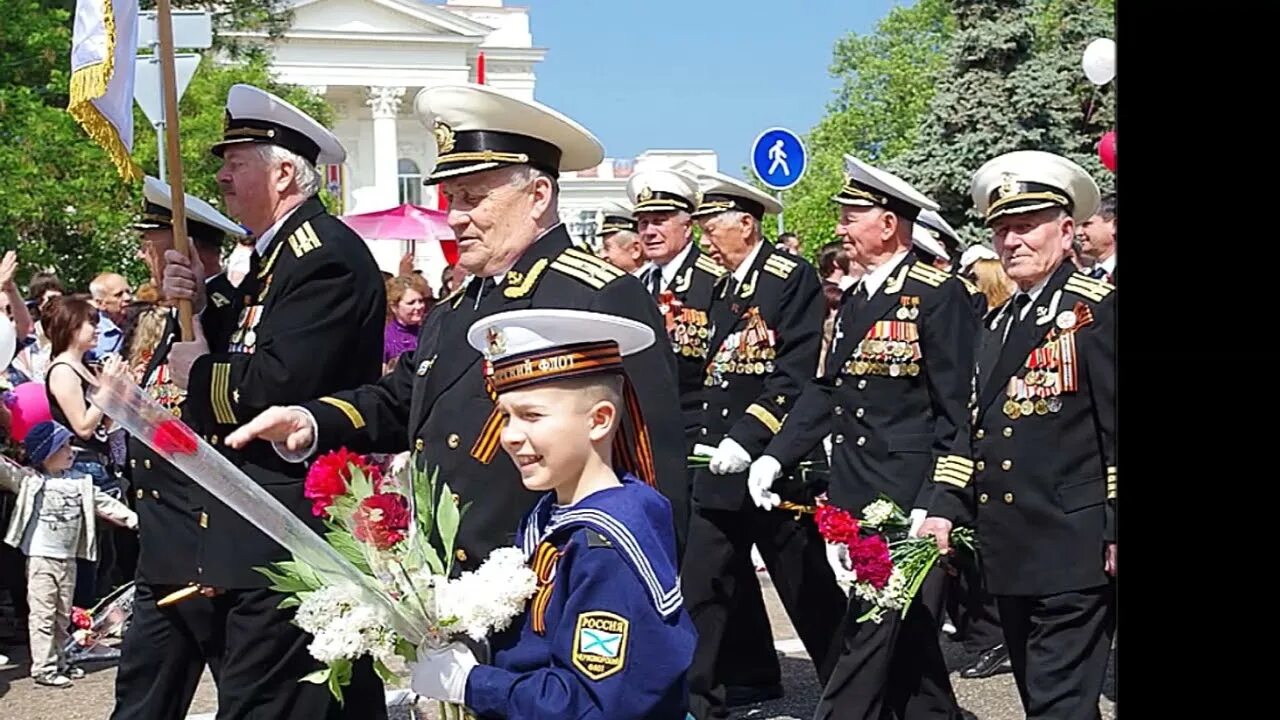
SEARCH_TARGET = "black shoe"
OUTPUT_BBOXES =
[960,643,1012,679]
[724,683,784,707]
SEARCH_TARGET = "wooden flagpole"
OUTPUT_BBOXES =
[156,0,195,341]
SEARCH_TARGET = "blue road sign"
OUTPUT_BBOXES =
[751,127,807,191]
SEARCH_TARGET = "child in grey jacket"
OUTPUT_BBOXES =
[1,420,137,687]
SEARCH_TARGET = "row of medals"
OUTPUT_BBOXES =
[673,318,709,358]
[844,339,921,378]
[706,345,777,384]
[1003,368,1064,419]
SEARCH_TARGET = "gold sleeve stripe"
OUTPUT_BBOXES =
[745,404,783,434]
[1106,466,1117,499]
[934,455,975,487]
[210,363,237,425]
[318,397,366,430]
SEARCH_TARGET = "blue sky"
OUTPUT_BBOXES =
[522,0,907,175]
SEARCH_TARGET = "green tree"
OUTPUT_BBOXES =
[770,0,954,257]
[891,0,1116,241]
[142,1,296,59]
[0,0,328,291]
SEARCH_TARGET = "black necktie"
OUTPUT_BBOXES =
[1003,293,1032,343]
[647,267,661,300]
[1089,266,1107,280]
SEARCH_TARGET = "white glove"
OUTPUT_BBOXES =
[747,455,782,510]
[909,508,927,537]
[824,541,855,594]
[708,437,751,475]
[409,642,477,704]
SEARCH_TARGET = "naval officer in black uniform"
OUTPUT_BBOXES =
[682,171,846,720]
[225,83,688,573]
[748,155,976,720]
[111,177,244,720]
[922,151,1116,720]
[161,84,388,720]
[628,168,784,707]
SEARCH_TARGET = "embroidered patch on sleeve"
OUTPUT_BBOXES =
[572,611,629,681]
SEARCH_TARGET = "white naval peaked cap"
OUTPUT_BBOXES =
[970,150,1100,225]
[626,169,701,215]
[467,309,654,378]
[833,154,939,220]
[414,84,604,183]
[135,176,247,242]
[959,244,999,272]
[692,170,783,219]
[213,84,346,166]
[597,200,637,237]
[911,208,959,261]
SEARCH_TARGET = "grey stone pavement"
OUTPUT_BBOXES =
[0,574,1114,719]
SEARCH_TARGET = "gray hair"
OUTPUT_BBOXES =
[705,209,758,238]
[606,229,640,250]
[254,144,322,196]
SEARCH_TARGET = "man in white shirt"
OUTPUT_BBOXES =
[1076,192,1116,283]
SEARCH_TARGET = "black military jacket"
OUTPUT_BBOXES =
[649,243,726,445]
[692,243,825,511]
[304,225,689,565]
[932,262,1117,596]
[184,196,387,588]
[765,250,977,516]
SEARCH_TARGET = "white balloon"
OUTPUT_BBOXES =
[0,318,15,371]
[1082,38,1116,86]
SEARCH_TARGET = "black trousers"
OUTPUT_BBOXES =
[112,582,222,720]
[815,566,960,720]
[948,548,1003,654]
[717,549,782,691]
[997,584,1115,720]
[210,587,387,720]
[683,504,846,719]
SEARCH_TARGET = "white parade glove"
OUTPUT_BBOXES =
[747,455,782,510]
[824,541,855,594]
[708,437,751,475]
[909,508,928,538]
[409,642,477,704]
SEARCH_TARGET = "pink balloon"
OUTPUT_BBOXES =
[1098,130,1117,172]
[6,382,52,442]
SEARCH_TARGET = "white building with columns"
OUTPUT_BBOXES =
[223,0,717,278]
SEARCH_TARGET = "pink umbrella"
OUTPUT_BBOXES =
[340,204,459,264]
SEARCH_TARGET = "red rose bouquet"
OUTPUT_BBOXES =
[817,496,975,623]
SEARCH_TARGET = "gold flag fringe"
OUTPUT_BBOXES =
[67,0,140,181]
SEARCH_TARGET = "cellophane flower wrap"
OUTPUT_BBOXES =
[816,496,975,624]
[258,450,537,714]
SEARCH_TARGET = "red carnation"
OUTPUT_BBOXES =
[815,504,861,546]
[152,419,198,456]
[71,607,92,630]
[352,493,410,550]
[849,534,894,590]
[305,448,382,517]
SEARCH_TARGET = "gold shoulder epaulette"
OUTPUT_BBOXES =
[550,247,625,290]
[287,221,323,258]
[695,254,728,277]
[958,276,980,295]
[907,262,948,287]
[763,253,798,280]
[1063,272,1115,302]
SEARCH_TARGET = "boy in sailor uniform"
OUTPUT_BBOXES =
[408,308,696,720]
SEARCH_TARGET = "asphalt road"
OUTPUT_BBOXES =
[0,574,1115,719]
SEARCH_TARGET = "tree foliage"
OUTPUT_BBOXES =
[777,0,1115,254]
[0,0,326,291]
[892,0,1116,241]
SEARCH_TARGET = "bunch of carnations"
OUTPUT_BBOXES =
[258,449,537,714]
[816,496,974,624]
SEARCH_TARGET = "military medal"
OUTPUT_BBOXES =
[1004,399,1022,419]
[1056,310,1077,330]
[1020,399,1035,416]
[1034,399,1049,415]
[906,363,920,377]
[1047,397,1063,413]
[243,329,257,348]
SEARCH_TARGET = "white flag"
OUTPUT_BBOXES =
[68,0,141,181]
